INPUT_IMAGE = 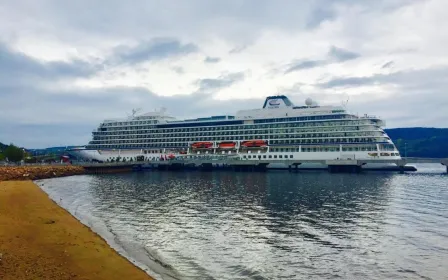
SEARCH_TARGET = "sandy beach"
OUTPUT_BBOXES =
[0,180,153,280]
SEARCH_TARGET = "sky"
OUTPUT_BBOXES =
[0,0,447,148]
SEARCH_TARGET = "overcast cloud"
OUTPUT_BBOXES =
[0,0,447,148]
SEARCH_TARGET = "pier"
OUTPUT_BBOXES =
[77,157,448,174]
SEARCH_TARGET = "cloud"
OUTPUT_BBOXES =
[285,46,359,73]
[171,66,185,74]
[196,72,245,92]
[285,60,325,73]
[111,38,199,64]
[319,76,375,88]
[0,42,98,86]
[0,84,262,148]
[381,60,394,69]
[1,123,94,149]
[306,6,336,29]
[0,0,447,148]
[229,45,249,54]
[318,66,448,89]
[204,56,221,63]
[0,0,424,49]
[328,46,360,62]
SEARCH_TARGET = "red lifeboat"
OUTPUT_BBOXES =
[218,141,236,149]
[241,140,267,148]
[191,142,213,149]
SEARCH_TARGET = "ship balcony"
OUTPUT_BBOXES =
[359,116,385,126]
[359,114,378,119]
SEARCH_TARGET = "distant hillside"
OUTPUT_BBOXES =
[27,146,77,156]
[1,142,75,158]
[385,128,448,158]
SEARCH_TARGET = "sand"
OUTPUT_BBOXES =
[0,181,153,280]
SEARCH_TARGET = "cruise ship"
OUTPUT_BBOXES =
[68,95,402,169]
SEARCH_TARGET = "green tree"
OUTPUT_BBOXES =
[0,153,5,161]
[4,144,24,162]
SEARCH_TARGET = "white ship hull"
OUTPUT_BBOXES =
[68,148,403,170]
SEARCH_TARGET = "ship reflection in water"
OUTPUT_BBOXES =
[40,164,448,280]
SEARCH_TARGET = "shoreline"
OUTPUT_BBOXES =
[0,180,154,280]
[0,165,85,181]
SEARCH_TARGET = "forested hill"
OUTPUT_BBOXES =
[0,142,7,151]
[385,128,448,158]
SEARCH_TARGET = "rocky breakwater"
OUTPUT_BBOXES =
[0,165,85,181]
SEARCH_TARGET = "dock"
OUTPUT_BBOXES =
[77,157,448,174]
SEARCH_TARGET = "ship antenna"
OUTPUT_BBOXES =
[341,94,350,108]
[127,108,142,118]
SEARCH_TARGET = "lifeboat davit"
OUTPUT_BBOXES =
[241,140,267,148]
[191,142,213,149]
[218,141,236,149]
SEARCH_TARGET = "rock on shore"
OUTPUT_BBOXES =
[0,165,85,181]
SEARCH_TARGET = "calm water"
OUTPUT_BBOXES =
[38,164,448,280]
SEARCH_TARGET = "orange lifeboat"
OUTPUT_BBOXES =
[218,141,236,149]
[191,142,213,149]
[241,140,267,148]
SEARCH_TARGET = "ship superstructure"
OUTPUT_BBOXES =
[69,96,401,168]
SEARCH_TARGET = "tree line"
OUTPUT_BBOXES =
[385,128,448,158]
[0,143,25,162]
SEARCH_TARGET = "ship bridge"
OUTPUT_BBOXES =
[262,95,295,109]
[236,95,345,120]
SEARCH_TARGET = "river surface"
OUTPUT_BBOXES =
[38,164,448,280]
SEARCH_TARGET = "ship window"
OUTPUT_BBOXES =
[274,155,277,159]
[268,155,272,158]
[263,155,266,159]
[279,155,283,158]
[290,155,293,158]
